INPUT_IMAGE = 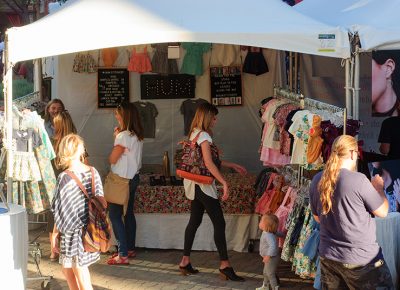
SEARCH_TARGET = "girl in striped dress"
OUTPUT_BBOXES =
[52,134,103,290]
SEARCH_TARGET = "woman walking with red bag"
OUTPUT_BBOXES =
[178,102,247,281]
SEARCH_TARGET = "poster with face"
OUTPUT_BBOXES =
[371,50,400,117]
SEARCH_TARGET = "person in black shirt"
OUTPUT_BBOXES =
[378,116,400,158]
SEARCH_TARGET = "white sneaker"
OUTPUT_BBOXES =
[255,285,268,290]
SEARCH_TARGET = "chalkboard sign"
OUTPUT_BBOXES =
[141,74,195,99]
[210,66,242,106]
[98,68,129,108]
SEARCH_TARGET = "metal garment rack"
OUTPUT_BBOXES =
[273,86,347,134]
[1,104,52,289]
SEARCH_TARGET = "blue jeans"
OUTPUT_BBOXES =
[108,174,139,257]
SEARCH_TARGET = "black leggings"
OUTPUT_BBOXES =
[183,185,228,260]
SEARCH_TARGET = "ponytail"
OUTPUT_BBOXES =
[318,151,342,214]
[318,135,358,215]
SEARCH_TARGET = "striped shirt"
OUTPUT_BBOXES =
[52,168,104,268]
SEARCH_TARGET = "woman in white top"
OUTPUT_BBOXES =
[107,103,144,265]
[178,102,247,281]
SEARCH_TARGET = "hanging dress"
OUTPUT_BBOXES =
[151,43,179,74]
[128,46,152,73]
[101,47,119,67]
[180,43,212,76]
[242,46,269,76]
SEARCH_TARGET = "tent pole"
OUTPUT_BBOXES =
[345,59,352,118]
[354,46,360,121]
[3,31,14,203]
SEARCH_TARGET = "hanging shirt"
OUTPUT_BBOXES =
[180,98,208,135]
[133,101,158,138]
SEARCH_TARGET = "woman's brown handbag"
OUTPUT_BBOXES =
[103,171,129,205]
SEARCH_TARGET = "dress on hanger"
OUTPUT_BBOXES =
[128,46,152,73]
[242,46,269,76]
[151,44,179,74]
[101,47,119,67]
[180,43,212,76]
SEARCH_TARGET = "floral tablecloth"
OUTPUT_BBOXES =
[134,173,257,214]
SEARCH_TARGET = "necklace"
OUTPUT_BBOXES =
[373,100,399,117]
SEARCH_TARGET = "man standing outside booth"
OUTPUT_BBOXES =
[309,135,393,289]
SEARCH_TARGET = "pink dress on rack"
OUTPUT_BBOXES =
[128,46,152,73]
[274,186,298,247]
[260,99,291,166]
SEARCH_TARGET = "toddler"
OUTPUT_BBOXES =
[256,213,280,290]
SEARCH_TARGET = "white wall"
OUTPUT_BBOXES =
[46,44,285,177]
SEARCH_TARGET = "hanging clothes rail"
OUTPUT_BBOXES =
[274,86,304,108]
[273,86,347,135]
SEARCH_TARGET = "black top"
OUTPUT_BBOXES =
[378,117,400,158]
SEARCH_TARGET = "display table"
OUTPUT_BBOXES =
[376,212,400,289]
[134,174,259,252]
[0,203,28,290]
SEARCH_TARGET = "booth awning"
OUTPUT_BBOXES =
[294,0,400,51]
[6,0,351,63]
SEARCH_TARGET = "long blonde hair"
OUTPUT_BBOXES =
[57,134,85,169]
[53,111,77,156]
[318,135,358,215]
[188,102,218,137]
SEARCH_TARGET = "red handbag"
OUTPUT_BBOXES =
[176,131,221,184]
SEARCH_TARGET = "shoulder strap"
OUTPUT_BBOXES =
[90,167,96,196]
[64,167,95,199]
[191,131,203,145]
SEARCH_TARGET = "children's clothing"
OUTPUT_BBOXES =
[128,46,152,73]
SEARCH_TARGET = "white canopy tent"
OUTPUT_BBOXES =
[3,0,352,202]
[6,0,351,64]
[294,0,400,51]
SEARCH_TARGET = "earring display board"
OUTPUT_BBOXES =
[210,66,242,106]
[98,68,129,108]
[140,74,195,99]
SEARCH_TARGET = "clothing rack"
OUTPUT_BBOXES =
[13,91,40,110]
[273,86,347,135]
[274,86,305,109]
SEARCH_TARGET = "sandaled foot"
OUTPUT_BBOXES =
[179,263,199,275]
[128,250,136,258]
[107,255,129,265]
[49,253,59,262]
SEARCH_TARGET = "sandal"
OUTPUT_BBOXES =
[110,251,136,259]
[107,255,129,265]
[49,253,59,262]
[128,250,136,258]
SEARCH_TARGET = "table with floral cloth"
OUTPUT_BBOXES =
[133,173,260,252]
[134,173,257,214]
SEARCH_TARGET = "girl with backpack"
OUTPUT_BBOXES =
[52,134,104,290]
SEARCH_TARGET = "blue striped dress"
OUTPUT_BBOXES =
[52,168,104,268]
